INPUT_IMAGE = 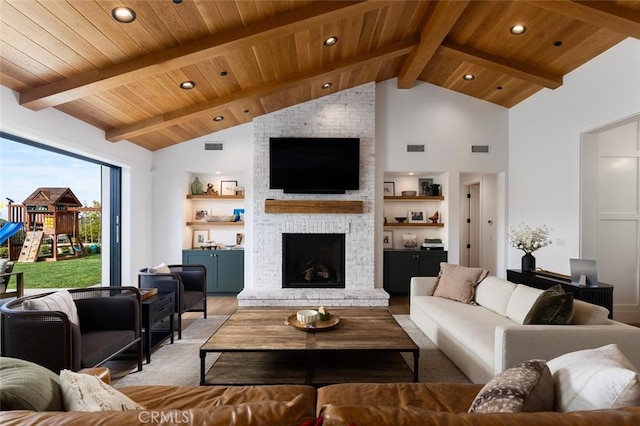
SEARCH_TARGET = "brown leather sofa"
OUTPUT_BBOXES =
[2,382,639,425]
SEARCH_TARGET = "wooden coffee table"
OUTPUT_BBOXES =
[199,308,419,385]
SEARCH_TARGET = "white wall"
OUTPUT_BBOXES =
[0,86,153,286]
[509,38,640,322]
[509,38,640,274]
[151,124,254,268]
[376,79,509,275]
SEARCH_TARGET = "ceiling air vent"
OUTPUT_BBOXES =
[406,144,425,153]
[204,142,224,151]
[471,145,489,153]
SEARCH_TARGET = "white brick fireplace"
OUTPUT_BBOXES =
[237,82,389,307]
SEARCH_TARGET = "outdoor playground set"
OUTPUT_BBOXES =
[1,187,98,262]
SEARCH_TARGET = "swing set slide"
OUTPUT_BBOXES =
[0,222,22,246]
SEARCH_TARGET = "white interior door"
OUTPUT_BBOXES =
[582,117,640,323]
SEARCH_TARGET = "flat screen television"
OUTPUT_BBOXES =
[269,137,360,194]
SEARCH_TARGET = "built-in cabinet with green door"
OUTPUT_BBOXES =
[182,249,244,294]
[383,249,447,295]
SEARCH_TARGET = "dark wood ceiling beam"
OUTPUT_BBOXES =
[19,0,396,110]
[106,39,418,142]
[531,1,640,39]
[438,40,563,89]
[397,0,469,89]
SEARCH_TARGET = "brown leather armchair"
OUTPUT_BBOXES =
[138,264,207,339]
[0,287,143,374]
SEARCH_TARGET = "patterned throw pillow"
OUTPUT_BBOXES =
[433,263,489,304]
[468,360,554,413]
[60,370,145,412]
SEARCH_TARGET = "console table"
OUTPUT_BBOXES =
[506,269,613,318]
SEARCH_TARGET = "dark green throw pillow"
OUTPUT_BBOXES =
[524,284,574,325]
[0,356,63,411]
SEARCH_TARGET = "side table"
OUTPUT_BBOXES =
[142,292,174,363]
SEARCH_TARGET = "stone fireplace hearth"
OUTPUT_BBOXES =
[237,82,388,307]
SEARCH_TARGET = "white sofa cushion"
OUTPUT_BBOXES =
[571,300,610,325]
[475,277,517,317]
[417,295,516,369]
[506,284,545,325]
[547,344,640,412]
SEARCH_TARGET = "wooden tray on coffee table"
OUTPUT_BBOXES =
[285,314,340,331]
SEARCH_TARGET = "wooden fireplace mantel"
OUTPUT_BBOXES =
[264,199,364,214]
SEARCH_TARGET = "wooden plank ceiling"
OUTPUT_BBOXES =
[1,1,638,151]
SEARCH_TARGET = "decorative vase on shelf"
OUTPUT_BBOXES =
[190,177,203,195]
[521,253,536,272]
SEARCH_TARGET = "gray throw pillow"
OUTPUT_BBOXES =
[0,356,63,411]
[524,284,574,325]
[469,359,554,413]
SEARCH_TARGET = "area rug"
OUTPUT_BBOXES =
[113,315,227,388]
[114,314,469,388]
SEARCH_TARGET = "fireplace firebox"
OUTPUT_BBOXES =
[282,233,345,288]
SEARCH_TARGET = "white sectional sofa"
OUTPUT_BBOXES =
[410,274,640,384]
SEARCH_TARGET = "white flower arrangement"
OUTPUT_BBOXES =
[507,223,552,254]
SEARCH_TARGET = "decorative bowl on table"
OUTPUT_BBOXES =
[296,309,318,325]
[401,191,417,197]
[395,217,407,223]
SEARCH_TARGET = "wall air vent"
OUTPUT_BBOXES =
[204,142,224,151]
[407,144,425,152]
[471,145,489,153]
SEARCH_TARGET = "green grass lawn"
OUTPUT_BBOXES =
[10,255,101,289]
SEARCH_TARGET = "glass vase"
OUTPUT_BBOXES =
[190,177,203,195]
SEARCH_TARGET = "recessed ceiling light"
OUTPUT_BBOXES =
[554,40,563,47]
[321,83,332,89]
[496,86,503,90]
[244,109,250,113]
[111,7,136,23]
[179,81,195,90]
[172,0,183,3]
[510,24,526,35]
[213,116,224,122]
[220,71,228,76]
[463,74,475,81]
[324,36,338,47]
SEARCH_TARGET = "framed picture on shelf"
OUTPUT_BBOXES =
[408,209,426,223]
[192,229,209,248]
[418,178,433,196]
[193,208,209,221]
[383,181,395,196]
[220,180,238,196]
[383,231,393,249]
